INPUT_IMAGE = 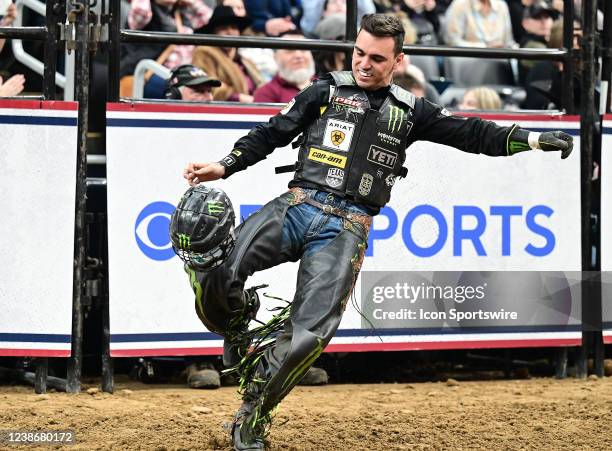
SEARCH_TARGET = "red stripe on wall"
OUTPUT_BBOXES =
[110,338,581,357]
[324,338,581,352]
[0,349,71,357]
[107,102,280,116]
[111,347,224,357]
[0,100,77,110]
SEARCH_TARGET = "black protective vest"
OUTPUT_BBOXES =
[292,71,415,208]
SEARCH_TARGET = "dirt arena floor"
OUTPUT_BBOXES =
[1,376,611,450]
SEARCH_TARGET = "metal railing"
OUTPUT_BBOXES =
[108,0,575,109]
[12,0,68,94]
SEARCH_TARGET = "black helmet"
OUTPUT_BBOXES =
[170,185,236,271]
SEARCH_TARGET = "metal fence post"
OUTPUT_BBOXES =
[577,0,600,380]
[66,0,91,394]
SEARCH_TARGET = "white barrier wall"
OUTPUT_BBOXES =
[107,103,582,356]
[0,100,78,357]
[602,115,612,343]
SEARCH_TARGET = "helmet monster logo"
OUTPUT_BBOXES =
[207,201,224,216]
[170,186,237,271]
[387,105,405,133]
[178,233,191,250]
[331,130,345,146]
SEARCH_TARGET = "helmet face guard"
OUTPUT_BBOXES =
[170,185,236,271]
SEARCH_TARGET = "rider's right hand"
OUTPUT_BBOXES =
[183,162,226,185]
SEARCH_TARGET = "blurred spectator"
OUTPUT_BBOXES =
[458,86,503,109]
[313,14,346,76]
[0,74,25,97]
[372,1,438,44]
[444,0,515,48]
[0,2,24,98]
[120,0,213,98]
[300,0,376,37]
[224,0,278,80]
[221,0,247,16]
[393,55,441,102]
[164,64,222,100]
[0,2,17,54]
[518,0,558,84]
[394,71,425,97]
[244,0,298,36]
[192,6,264,101]
[253,31,314,103]
[522,18,582,110]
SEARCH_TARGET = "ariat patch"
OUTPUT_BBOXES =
[307,147,347,168]
[322,119,354,152]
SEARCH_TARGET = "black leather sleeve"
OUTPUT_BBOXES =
[219,79,333,178]
[410,98,518,157]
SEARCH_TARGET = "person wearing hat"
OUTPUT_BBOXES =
[518,0,560,84]
[165,64,222,101]
[192,5,264,102]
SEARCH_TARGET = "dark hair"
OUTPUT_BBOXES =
[359,14,405,55]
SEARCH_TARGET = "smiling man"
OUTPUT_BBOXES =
[178,14,573,451]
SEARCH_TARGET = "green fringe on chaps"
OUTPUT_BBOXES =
[222,296,292,435]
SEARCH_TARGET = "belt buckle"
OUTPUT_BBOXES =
[323,204,333,214]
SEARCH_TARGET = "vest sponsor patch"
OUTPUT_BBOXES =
[280,98,295,115]
[384,105,413,135]
[332,96,365,115]
[323,119,354,152]
[333,96,364,108]
[307,147,347,168]
[222,155,236,166]
[358,173,373,196]
[326,168,344,188]
[367,145,397,169]
[385,174,397,187]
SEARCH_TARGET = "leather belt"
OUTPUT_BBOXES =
[285,188,373,232]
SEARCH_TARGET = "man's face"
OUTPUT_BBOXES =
[324,0,346,16]
[275,36,313,73]
[215,24,240,54]
[523,14,554,40]
[181,84,214,102]
[215,24,240,37]
[223,0,246,17]
[352,30,403,90]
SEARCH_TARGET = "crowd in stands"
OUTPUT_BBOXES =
[0,0,605,111]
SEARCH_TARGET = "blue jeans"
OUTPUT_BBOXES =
[281,189,372,258]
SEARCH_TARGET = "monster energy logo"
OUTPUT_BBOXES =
[388,105,405,133]
[508,140,531,155]
[207,201,224,216]
[178,233,191,250]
